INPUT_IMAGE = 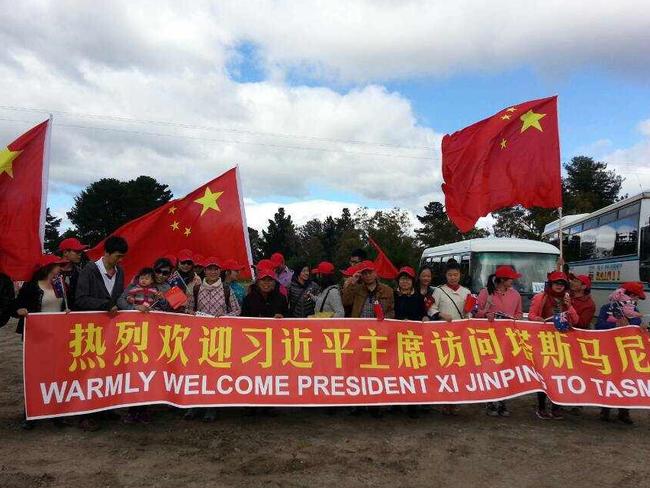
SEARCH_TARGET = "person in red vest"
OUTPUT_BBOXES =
[569,274,596,329]
[528,271,579,420]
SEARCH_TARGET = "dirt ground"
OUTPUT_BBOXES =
[1,321,649,488]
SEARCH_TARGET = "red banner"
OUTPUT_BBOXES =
[23,312,650,419]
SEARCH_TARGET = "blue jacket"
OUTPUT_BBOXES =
[595,303,642,330]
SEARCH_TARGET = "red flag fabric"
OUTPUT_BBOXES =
[88,167,253,281]
[164,286,187,309]
[368,237,398,280]
[0,120,50,280]
[442,96,561,232]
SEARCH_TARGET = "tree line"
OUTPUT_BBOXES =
[45,156,625,269]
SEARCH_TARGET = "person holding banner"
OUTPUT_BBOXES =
[168,249,201,294]
[221,258,247,306]
[595,282,646,425]
[75,236,128,313]
[342,260,394,319]
[186,257,241,318]
[430,259,471,322]
[241,263,288,318]
[528,271,579,420]
[568,274,596,329]
[418,266,436,320]
[12,254,68,430]
[475,265,523,417]
[288,263,321,318]
[394,266,427,321]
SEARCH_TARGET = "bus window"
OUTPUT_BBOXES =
[618,202,641,219]
[460,255,471,287]
[641,219,650,283]
[595,222,616,258]
[579,228,597,259]
[613,215,639,256]
[566,234,581,262]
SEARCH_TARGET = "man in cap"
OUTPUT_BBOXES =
[342,260,394,319]
[58,237,89,310]
[168,249,201,293]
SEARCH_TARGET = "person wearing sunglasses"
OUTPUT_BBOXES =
[118,257,175,312]
[168,249,201,294]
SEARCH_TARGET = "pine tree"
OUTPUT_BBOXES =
[44,208,62,253]
[415,201,488,248]
[260,207,298,262]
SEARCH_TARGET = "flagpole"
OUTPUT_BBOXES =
[40,114,53,251]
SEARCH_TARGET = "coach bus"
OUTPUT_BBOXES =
[542,192,650,319]
[419,238,560,310]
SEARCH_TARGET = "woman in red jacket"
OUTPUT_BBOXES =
[528,271,579,420]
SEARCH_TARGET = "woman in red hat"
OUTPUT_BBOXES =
[475,265,523,417]
[220,258,247,307]
[312,261,344,318]
[475,266,523,321]
[287,262,321,318]
[12,254,68,430]
[13,254,69,337]
[568,274,596,329]
[528,271,579,420]
[394,266,427,321]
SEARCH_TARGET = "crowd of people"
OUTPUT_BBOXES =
[0,235,647,430]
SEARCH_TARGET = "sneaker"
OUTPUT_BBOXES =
[536,409,553,420]
[79,417,101,431]
[497,406,511,418]
[618,413,634,425]
[183,409,199,421]
[122,412,139,424]
[486,404,499,417]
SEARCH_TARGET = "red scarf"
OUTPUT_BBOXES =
[447,283,460,291]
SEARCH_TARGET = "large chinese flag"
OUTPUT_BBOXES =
[88,167,253,280]
[441,96,561,232]
[0,120,50,280]
[368,237,398,280]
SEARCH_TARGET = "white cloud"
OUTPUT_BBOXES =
[601,118,650,196]
[219,0,650,82]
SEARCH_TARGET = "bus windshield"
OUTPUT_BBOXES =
[470,252,558,295]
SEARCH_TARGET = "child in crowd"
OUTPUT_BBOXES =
[126,268,158,309]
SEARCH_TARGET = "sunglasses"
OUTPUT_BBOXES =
[179,260,193,266]
[155,269,171,276]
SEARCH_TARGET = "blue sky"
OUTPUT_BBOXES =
[1,1,649,231]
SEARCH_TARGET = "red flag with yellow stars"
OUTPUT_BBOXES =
[0,120,51,280]
[88,167,253,281]
[441,96,561,232]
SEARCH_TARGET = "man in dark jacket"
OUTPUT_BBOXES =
[0,272,15,328]
[75,236,128,313]
[241,266,288,318]
[59,237,89,311]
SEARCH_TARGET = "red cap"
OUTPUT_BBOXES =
[35,254,68,270]
[256,266,277,280]
[495,265,521,280]
[397,266,416,278]
[203,257,221,268]
[270,252,285,267]
[547,271,569,283]
[193,254,206,267]
[569,273,592,289]
[312,261,335,275]
[177,249,193,263]
[357,260,376,273]
[342,263,361,277]
[58,237,88,252]
[221,258,245,271]
[621,282,646,300]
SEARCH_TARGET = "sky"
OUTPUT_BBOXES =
[1,0,649,233]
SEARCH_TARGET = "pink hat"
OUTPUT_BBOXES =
[356,260,376,273]
[177,249,194,263]
[397,266,416,278]
[35,254,68,270]
[222,258,245,271]
[203,257,221,268]
[495,265,521,280]
[193,254,206,267]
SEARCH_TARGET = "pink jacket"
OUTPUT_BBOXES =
[475,288,523,319]
[528,292,579,325]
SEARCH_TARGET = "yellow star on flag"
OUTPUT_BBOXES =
[194,187,224,216]
[501,114,511,120]
[520,109,546,133]
[184,227,192,237]
[506,107,517,112]
[170,220,179,231]
[500,138,507,149]
[0,148,22,178]
[168,205,177,214]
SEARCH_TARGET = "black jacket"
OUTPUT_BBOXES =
[12,280,65,334]
[241,285,289,318]
[62,263,84,311]
[394,290,426,321]
[75,261,125,311]
[0,273,15,328]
